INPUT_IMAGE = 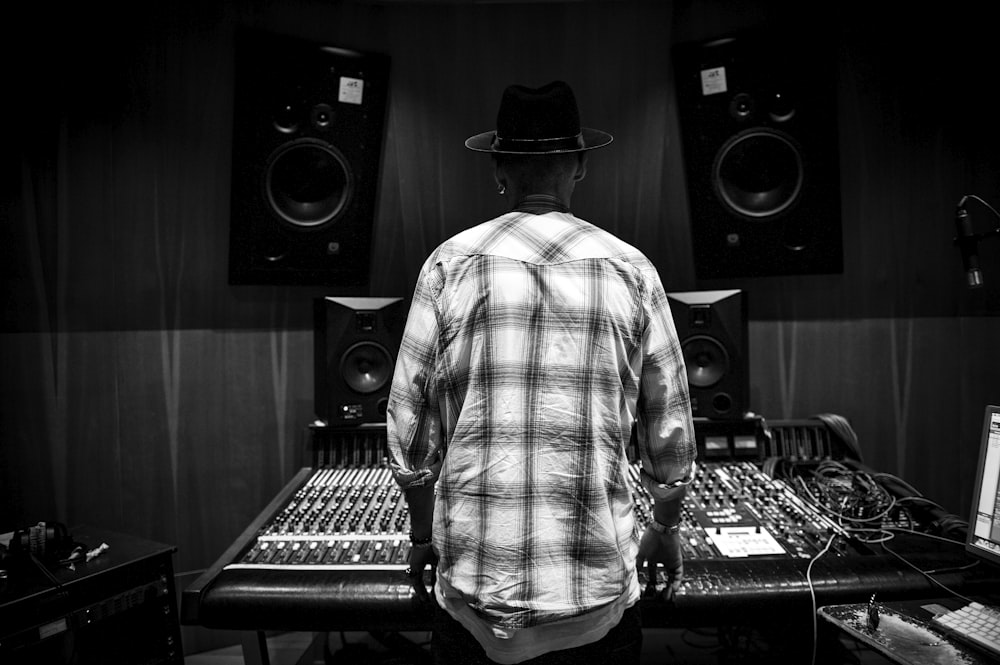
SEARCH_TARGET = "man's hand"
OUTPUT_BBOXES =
[403,483,437,604]
[407,543,438,605]
[636,526,683,602]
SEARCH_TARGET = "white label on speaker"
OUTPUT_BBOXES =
[700,66,727,96]
[339,77,365,105]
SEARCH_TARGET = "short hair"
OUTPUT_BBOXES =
[493,152,582,193]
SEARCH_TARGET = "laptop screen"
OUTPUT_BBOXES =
[967,405,1000,566]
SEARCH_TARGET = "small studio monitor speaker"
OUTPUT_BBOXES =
[667,289,748,420]
[673,30,842,278]
[228,28,390,286]
[314,296,405,426]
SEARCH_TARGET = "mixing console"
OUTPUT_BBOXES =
[184,420,1000,650]
[226,460,854,572]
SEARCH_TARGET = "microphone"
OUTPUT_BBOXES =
[955,205,984,288]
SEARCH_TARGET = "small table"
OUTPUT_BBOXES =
[0,525,183,664]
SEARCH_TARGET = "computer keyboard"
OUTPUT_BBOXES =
[930,601,1000,659]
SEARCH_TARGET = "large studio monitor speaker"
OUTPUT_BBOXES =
[668,289,748,420]
[673,30,842,278]
[228,28,390,286]
[314,296,405,426]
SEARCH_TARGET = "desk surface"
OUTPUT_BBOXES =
[819,597,996,665]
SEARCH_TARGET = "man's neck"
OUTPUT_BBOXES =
[513,193,570,214]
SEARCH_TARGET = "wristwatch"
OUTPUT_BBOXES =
[409,531,433,547]
[649,519,681,535]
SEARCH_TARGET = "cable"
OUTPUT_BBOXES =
[880,535,975,605]
[955,194,1000,287]
[893,495,945,511]
[844,527,895,544]
[872,472,924,498]
[958,194,1000,226]
[28,552,64,588]
[808,531,839,665]
[173,568,208,578]
[793,466,898,527]
[883,526,966,546]
[761,456,780,478]
[874,475,968,537]
[922,560,980,575]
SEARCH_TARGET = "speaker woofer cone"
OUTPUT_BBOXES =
[682,335,730,388]
[339,341,393,395]
[265,138,353,228]
[713,129,803,219]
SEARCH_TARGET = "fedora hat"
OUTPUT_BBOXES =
[465,80,613,154]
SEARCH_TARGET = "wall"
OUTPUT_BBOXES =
[2,0,998,653]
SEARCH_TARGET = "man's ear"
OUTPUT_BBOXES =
[494,160,507,191]
[573,153,588,182]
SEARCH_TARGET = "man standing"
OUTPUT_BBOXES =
[387,80,696,665]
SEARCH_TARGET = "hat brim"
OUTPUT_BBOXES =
[464,127,614,154]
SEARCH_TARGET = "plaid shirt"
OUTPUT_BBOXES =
[387,208,695,631]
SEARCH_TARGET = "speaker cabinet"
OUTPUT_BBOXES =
[314,296,405,425]
[673,30,842,278]
[667,289,748,420]
[228,28,390,286]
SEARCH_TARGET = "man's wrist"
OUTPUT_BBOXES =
[648,518,681,535]
[652,495,683,527]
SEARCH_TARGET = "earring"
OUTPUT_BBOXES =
[497,183,506,195]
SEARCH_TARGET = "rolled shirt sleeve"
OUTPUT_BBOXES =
[635,267,697,500]
[386,264,445,489]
